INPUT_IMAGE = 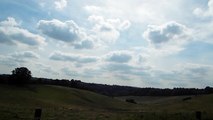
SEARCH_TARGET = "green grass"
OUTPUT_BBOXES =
[0,84,138,120]
[0,84,213,120]
[117,95,213,112]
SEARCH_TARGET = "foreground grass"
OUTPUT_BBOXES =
[0,84,213,120]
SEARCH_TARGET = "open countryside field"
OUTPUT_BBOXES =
[117,95,213,112]
[0,84,213,120]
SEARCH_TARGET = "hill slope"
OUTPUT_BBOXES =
[117,95,213,112]
[1,84,213,120]
[0,84,137,120]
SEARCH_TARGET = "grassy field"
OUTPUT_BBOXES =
[0,84,213,120]
[116,95,213,112]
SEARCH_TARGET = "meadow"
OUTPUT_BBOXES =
[0,84,213,120]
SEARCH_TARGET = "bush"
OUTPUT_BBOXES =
[126,98,137,104]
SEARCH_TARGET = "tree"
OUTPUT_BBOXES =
[11,67,32,85]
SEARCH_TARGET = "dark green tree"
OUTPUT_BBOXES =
[11,67,32,84]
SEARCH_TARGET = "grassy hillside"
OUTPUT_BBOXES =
[117,95,213,112]
[0,84,139,120]
[0,84,213,120]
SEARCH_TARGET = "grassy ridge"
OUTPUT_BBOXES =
[0,84,137,108]
[0,84,213,120]
[0,84,138,120]
[117,94,213,112]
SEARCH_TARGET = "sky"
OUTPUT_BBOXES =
[0,0,213,88]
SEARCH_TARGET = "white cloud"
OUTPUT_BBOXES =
[101,61,151,83]
[11,51,39,59]
[88,15,131,44]
[119,20,131,31]
[74,40,94,49]
[193,8,205,17]
[0,17,45,46]
[0,17,18,26]
[85,0,184,25]
[99,50,152,82]
[143,21,191,55]
[0,55,19,67]
[126,62,213,88]
[35,63,58,75]
[192,20,213,45]
[38,17,130,49]
[61,67,80,77]
[49,51,98,64]
[209,0,213,16]
[54,0,67,10]
[38,19,82,42]
[38,19,95,49]
[169,63,213,87]
[192,0,213,44]
[105,51,132,63]
[143,21,189,46]
[174,63,212,77]
[103,63,134,73]
[193,0,213,17]
[84,5,102,14]
[0,51,39,67]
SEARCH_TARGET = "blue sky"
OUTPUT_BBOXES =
[0,0,213,88]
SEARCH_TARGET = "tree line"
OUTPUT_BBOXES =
[0,67,213,97]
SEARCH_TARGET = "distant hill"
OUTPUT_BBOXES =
[1,74,213,97]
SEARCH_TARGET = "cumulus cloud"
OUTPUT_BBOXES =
[38,19,95,49]
[193,0,213,17]
[49,51,98,64]
[0,51,39,67]
[0,17,18,26]
[88,15,131,43]
[99,50,153,81]
[143,21,189,47]
[0,17,45,46]
[38,19,81,42]
[9,51,39,64]
[105,51,132,63]
[74,40,94,49]
[37,17,130,49]
[54,0,67,10]
[193,8,205,17]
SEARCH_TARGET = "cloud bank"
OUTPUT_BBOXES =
[0,17,45,46]
[105,51,132,63]
[49,51,98,64]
